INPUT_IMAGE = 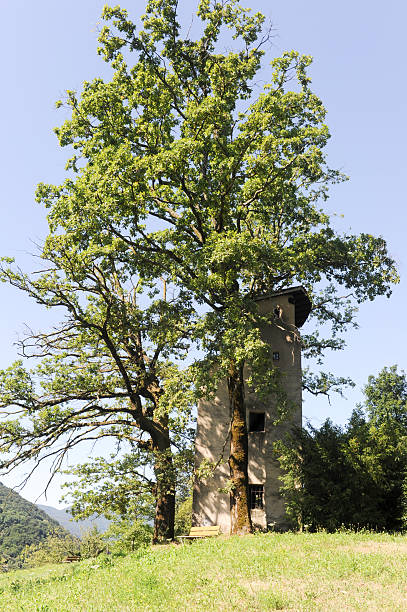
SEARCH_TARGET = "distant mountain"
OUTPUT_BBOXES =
[0,482,64,560]
[37,504,110,537]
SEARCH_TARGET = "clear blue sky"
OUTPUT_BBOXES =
[0,0,405,506]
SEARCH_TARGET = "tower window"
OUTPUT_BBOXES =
[273,351,280,361]
[249,411,265,432]
[249,484,264,510]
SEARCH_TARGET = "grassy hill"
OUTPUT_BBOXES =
[1,531,407,610]
[0,483,64,560]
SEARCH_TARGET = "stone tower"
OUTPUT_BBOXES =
[192,286,311,533]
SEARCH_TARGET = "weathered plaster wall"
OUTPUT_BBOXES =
[192,292,303,533]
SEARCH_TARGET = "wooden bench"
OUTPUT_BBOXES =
[178,526,220,542]
[63,555,81,563]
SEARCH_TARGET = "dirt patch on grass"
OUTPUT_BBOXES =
[241,579,270,593]
[241,575,407,611]
[338,541,407,555]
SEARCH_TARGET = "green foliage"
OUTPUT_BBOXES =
[21,526,114,567]
[62,442,193,523]
[32,0,397,396]
[62,453,156,523]
[277,366,407,532]
[21,534,80,567]
[0,483,65,561]
[174,494,192,536]
[103,519,152,552]
[79,526,107,559]
[363,365,407,426]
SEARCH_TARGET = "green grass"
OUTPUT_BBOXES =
[1,532,407,610]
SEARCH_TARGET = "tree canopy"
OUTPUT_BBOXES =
[363,366,407,427]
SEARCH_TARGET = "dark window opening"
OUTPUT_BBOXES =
[249,411,265,432]
[273,351,280,361]
[249,484,264,510]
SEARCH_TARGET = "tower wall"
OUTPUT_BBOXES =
[192,291,305,533]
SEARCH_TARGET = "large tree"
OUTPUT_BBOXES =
[0,0,398,536]
[0,248,195,542]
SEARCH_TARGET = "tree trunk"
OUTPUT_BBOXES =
[228,363,253,535]
[139,385,176,544]
[152,437,176,543]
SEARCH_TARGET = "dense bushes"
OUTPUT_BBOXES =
[103,520,152,553]
[277,366,407,532]
[21,522,154,567]
[174,495,192,537]
[21,533,81,567]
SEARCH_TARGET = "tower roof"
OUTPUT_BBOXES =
[255,286,311,328]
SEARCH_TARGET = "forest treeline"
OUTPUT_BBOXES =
[0,483,63,562]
